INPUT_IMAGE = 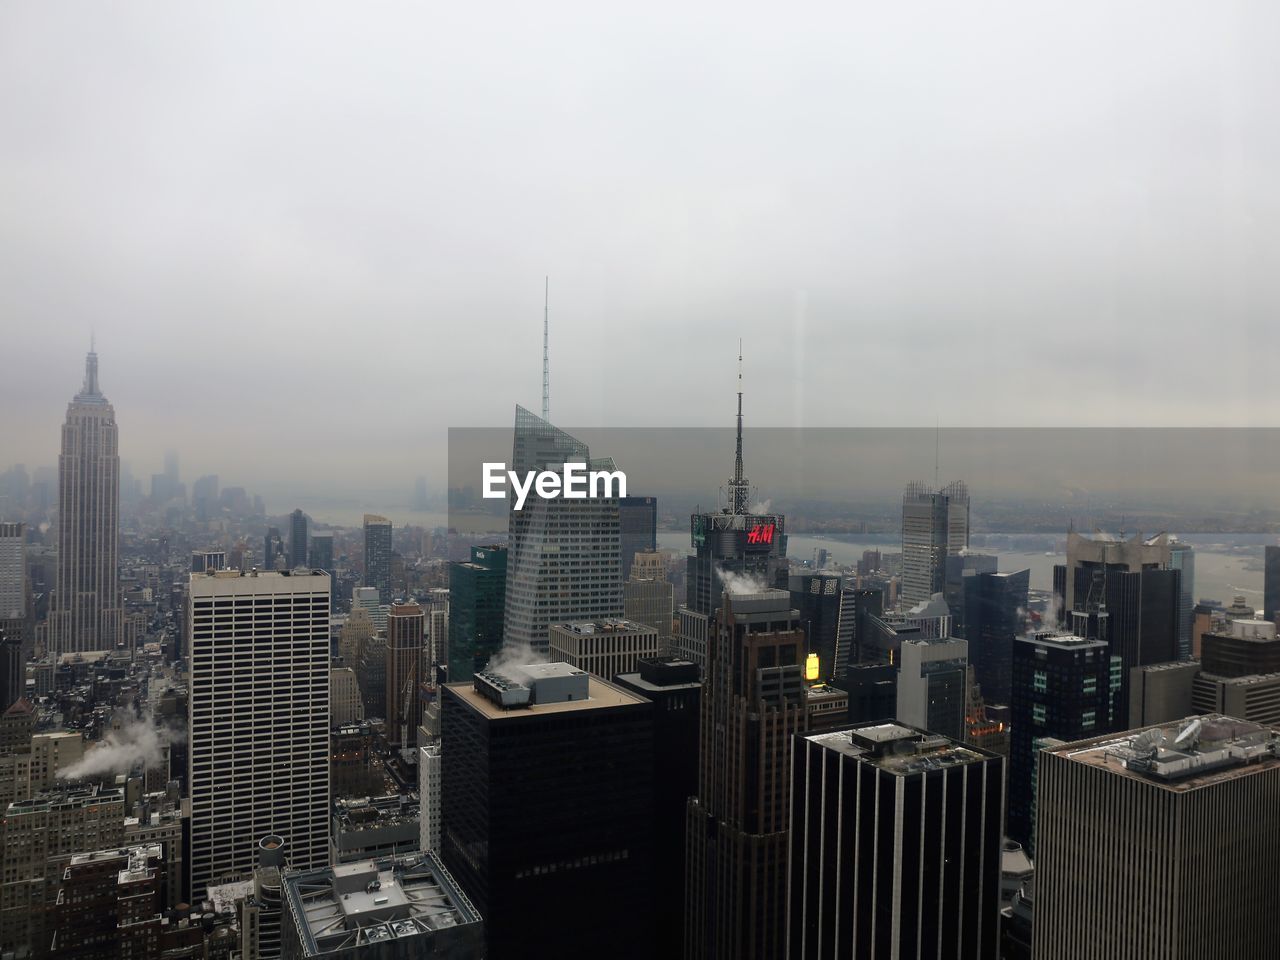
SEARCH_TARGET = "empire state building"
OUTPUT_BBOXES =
[49,345,122,655]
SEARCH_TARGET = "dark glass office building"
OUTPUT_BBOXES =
[439,665,655,959]
[963,567,1029,705]
[447,545,507,683]
[1007,633,1114,849]
[1264,545,1280,627]
[613,656,701,960]
[790,570,843,682]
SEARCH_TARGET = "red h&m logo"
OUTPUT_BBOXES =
[746,523,775,545]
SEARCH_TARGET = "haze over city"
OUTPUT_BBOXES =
[5,1,1280,502]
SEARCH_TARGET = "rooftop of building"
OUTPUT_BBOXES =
[447,670,645,720]
[802,721,994,775]
[334,795,420,831]
[1137,659,1201,673]
[614,656,701,691]
[284,853,478,955]
[551,618,658,636]
[1049,715,1280,791]
[1020,632,1108,650]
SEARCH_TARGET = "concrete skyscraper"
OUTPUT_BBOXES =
[502,406,623,655]
[187,569,330,902]
[385,601,425,750]
[788,723,1005,960]
[1034,716,1280,960]
[900,481,969,607]
[49,345,123,656]
[686,589,808,960]
[0,522,26,657]
[362,514,393,604]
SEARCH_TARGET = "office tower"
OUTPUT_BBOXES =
[330,666,363,725]
[280,853,483,960]
[788,723,1004,960]
[1130,660,1200,726]
[1007,633,1115,849]
[895,636,969,740]
[503,406,623,655]
[50,844,164,959]
[48,346,123,656]
[288,508,309,569]
[363,514,393,603]
[1200,618,1280,676]
[1034,716,1280,960]
[1265,545,1280,627]
[618,495,657,581]
[548,618,661,680]
[0,784,125,958]
[308,532,333,572]
[440,663,655,958]
[789,570,843,682]
[352,585,387,632]
[631,550,666,582]
[192,473,219,515]
[338,604,375,667]
[624,574,674,645]
[834,585,885,674]
[0,631,21,713]
[359,633,388,719]
[1181,619,1280,725]
[263,526,285,570]
[0,523,25,657]
[423,588,449,673]
[962,568,1029,704]
[385,601,425,749]
[613,657,701,960]
[419,743,441,853]
[1170,539,1195,658]
[686,589,808,960]
[187,569,330,902]
[448,545,507,683]
[414,475,430,510]
[1054,531,1180,724]
[942,551,997,640]
[900,480,969,607]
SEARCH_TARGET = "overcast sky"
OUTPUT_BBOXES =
[3,2,1278,504]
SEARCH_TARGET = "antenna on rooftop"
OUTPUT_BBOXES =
[542,277,550,422]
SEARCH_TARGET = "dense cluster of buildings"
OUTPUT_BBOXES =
[0,347,1277,958]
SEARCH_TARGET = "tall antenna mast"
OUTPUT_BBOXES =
[935,416,940,490]
[728,340,749,515]
[541,277,550,422]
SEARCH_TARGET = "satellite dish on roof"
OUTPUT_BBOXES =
[1173,718,1203,749]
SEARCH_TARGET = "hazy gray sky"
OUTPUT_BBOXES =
[3,2,1278,502]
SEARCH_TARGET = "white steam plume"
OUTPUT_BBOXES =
[483,641,548,682]
[718,566,770,596]
[58,712,181,781]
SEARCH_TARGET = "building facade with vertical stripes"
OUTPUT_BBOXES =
[786,722,1004,960]
[1033,716,1280,960]
[187,569,330,902]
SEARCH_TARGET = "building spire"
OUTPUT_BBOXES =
[541,277,550,423]
[82,338,101,397]
[728,340,750,515]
